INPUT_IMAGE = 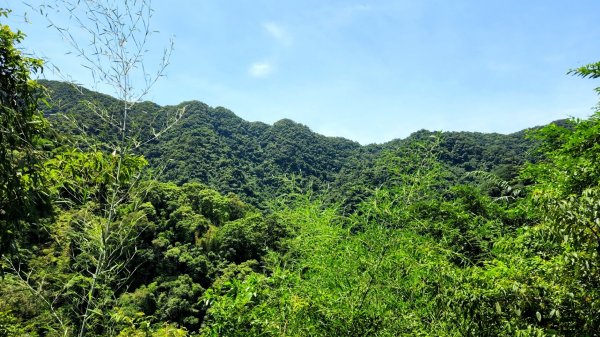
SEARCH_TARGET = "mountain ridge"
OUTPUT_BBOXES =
[40,80,540,206]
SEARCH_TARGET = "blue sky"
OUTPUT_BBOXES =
[3,0,600,144]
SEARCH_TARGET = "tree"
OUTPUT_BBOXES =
[0,8,49,262]
[518,61,600,334]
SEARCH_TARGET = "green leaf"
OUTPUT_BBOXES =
[495,302,502,315]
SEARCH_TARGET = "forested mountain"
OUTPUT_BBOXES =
[41,80,539,207]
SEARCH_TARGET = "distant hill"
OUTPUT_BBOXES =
[40,80,542,206]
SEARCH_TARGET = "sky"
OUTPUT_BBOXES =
[3,0,600,144]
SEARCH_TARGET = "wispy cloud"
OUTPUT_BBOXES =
[263,22,292,46]
[248,61,273,78]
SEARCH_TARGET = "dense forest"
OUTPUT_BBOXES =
[2,4,600,337]
[40,80,540,209]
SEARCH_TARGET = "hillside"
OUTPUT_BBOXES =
[41,80,538,206]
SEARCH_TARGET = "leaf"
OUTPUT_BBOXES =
[495,302,502,315]
[536,311,542,322]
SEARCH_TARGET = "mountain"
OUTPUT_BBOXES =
[40,80,538,206]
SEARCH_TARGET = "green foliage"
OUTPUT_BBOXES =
[201,262,273,337]
[0,311,33,337]
[216,214,288,263]
[3,174,276,335]
[42,80,537,210]
[0,8,51,260]
[568,61,600,93]
[569,61,600,79]
[116,321,188,337]
[522,110,600,334]
[44,148,148,206]
[199,132,590,336]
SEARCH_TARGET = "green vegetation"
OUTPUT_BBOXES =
[40,80,539,210]
[0,9,50,261]
[2,6,600,337]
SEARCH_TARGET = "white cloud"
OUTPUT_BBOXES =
[248,62,273,78]
[263,22,292,46]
